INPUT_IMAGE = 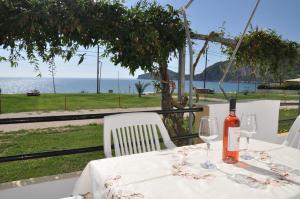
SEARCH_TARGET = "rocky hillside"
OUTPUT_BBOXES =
[191,61,255,82]
[138,61,254,82]
[137,61,300,82]
[137,69,179,80]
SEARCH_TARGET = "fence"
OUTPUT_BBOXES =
[0,108,202,163]
[0,103,298,163]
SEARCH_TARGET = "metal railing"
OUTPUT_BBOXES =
[0,108,202,163]
[0,108,200,124]
[0,102,298,163]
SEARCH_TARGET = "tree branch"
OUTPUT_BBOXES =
[192,31,214,76]
[190,31,236,77]
[171,96,188,109]
[191,32,236,47]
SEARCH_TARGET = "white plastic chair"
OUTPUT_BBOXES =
[283,115,300,149]
[104,112,176,157]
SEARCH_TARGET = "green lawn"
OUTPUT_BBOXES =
[279,108,298,120]
[0,109,297,183]
[278,109,298,133]
[0,93,161,113]
[0,92,299,114]
[0,124,104,183]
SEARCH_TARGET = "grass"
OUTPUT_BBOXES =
[0,92,299,114]
[0,109,297,183]
[279,109,298,120]
[0,124,104,183]
[278,109,298,133]
[0,93,161,113]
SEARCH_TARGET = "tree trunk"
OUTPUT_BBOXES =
[279,75,282,86]
[159,60,188,145]
[160,61,172,111]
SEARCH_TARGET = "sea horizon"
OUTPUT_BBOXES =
[0,77,257,94]
[0,76,257,82]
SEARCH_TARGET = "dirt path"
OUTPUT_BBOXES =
[0,107,160,132]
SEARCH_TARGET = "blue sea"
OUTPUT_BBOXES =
[0,77,257,94]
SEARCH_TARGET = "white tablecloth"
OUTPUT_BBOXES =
[73,139,300,199]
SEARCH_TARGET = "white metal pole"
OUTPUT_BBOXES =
[97,45,100,94]
[219,0,261,100]
[204,45,208,88]
[178,47,186,100]
[118,71,121,107]
[99,60,102,93]
[181,0,194,134]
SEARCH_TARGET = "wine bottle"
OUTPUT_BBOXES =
[223,98,240,164]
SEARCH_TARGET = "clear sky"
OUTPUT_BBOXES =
[0,0,299,79]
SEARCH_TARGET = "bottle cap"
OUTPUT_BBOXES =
[229,98,236,111]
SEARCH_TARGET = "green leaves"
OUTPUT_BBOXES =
[0,0,185,76]
[135,81,151,97]
[223,29,299,82]
[77,53,86,65]
[0,56,7,62]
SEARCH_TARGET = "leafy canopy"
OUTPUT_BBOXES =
[0,0,185,74]
[223,29,300,80]
[2,1,298,83]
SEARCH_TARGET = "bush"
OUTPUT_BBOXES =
[135,81,150,97]
[27,89,40,96]
[243,90,249,95]
[257,84,300,90]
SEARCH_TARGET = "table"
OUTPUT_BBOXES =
[73,139,300,199]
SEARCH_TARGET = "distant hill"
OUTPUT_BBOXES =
[191,61,228,81]
[137,61,254,82]
[137,69,179,80]
[137,61,300,82]
[191,61,254,82]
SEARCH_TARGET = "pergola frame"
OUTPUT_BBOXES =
[180,0,261,133]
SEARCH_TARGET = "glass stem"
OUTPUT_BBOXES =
[207,143,211,165]
[246,137,250,154]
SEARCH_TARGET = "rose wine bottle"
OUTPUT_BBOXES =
[223,99,240,164]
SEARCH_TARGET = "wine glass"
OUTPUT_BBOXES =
[240,114,257,160]
[199,116,219,169]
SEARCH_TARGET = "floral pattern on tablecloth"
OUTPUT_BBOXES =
[171,146,216,181]
[254,151,300,179]
[171,162,215,181]
[228,173,289,189]
[104,175,144,199]
[256,151,272,161]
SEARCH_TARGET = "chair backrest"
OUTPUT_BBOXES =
[104,112,176,157]
[283,115,300,149]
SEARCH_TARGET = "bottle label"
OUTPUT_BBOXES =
[228,127,240,151]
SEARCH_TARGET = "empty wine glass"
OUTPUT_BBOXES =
[240,114,257,160]
[199,116,219,169]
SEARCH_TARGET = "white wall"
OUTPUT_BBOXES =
[204,100,283,144]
